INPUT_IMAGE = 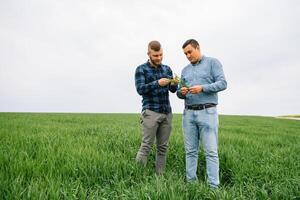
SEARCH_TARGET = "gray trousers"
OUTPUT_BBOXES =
[136,109,172,174]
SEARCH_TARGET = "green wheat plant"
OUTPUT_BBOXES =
[0,113,299,199]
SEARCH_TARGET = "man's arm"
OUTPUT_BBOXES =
[176,74,187,99]
[202,59,227,93]
[135,67,159,95]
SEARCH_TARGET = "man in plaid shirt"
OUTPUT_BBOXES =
[135,40,178,174]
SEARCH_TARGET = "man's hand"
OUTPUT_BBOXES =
[189,85,203,94]
[180,87,189,96]
[170,81,178,86]
[158,78,171,87]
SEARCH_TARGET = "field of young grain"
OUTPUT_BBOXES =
[0,113,299,199]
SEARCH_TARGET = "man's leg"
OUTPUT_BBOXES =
[136,109,159,165]
[202,107,219,188]
[183,109,200,182]
[155,113,172,174]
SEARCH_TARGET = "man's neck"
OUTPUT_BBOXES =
[192,55,203,65]
[197,54,203,63]
[149,60,160,68]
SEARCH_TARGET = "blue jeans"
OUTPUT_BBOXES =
[183,106,219,188]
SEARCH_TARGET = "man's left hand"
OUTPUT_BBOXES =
[189,85,203,94]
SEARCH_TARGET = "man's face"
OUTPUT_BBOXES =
[183,44,201,64]
[148,49,163,66]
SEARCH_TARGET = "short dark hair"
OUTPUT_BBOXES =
[182,39,199,49]
[148,40,161,51]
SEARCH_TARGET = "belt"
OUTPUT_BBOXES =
[185,104,216,110]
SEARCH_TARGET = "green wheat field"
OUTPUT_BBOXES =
[0,113,299,199]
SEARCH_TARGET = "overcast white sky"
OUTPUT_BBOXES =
[1,0,299,116]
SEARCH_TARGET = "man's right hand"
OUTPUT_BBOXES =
[180,87,189,96]
[158,78,170,87]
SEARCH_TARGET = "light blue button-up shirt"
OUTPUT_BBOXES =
[177,55,227,105]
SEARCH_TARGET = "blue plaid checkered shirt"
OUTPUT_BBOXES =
[135,61,177,113]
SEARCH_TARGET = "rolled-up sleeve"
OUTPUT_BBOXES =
[176,74,186,99]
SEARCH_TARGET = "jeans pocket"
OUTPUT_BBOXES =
[140,117,143,124]
[183,109,186,116]
[140,112,144,124]
[206,107,217,114]
[140,110,147,124]
[143,109,150,117]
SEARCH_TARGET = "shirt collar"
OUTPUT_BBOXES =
[147,60,162,69]
[192,55,205,66]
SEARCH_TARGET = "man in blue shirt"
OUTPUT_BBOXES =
[177,39,227,188]
[135,40,178,174]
